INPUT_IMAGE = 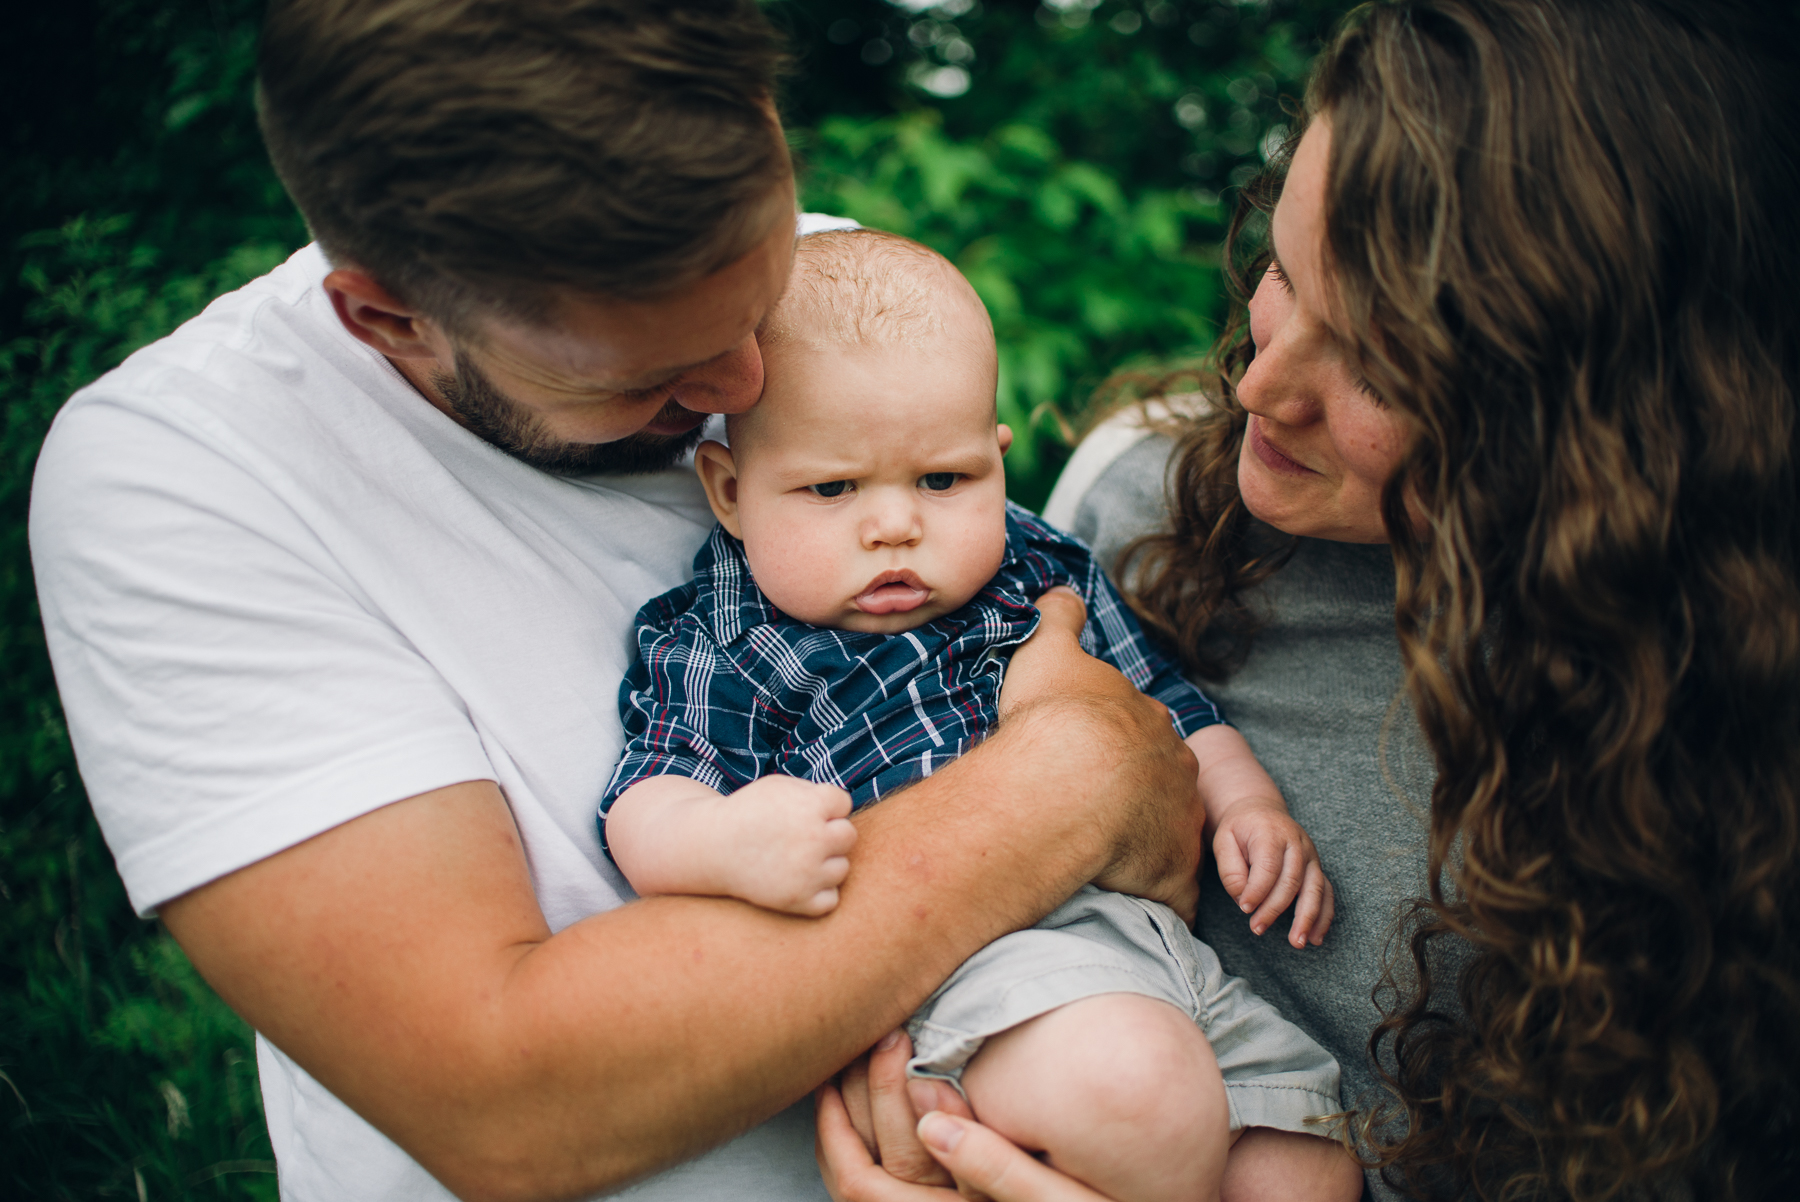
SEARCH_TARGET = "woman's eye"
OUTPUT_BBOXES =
[919,472,959,492]
[808,480,853,498]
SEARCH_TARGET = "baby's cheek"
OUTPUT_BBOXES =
[947,522,1010,606]
[743,529,842,623]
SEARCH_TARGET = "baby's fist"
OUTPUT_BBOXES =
[726,776,858,916]
[1212,798,1335,947]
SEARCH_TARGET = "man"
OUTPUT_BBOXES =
[29,3,1203,1199]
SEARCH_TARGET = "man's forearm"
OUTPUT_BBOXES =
[164,702,1178,1202]
[162,595,1203,1202]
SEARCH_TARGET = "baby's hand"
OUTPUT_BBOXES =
[721,775,859,916]
[1212,797,1335,947]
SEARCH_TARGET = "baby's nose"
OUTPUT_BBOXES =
[861,492,923,547]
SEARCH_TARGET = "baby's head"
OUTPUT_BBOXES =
[695,229,1011,634]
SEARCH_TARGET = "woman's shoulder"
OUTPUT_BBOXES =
[1042,399,1202,574]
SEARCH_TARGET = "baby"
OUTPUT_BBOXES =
[600,230,1352,1202]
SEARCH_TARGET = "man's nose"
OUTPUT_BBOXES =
[669,333,763,415]
[861,491,923,548]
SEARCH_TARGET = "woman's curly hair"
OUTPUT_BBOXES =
[1125,1,1800,1197]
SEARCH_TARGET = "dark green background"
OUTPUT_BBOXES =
[0,2,1350,1196]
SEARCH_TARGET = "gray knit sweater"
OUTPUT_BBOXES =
[1048,426,1458,1200]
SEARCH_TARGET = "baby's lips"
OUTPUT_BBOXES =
[854,570,930,614]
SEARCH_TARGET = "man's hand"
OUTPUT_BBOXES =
[1001,587,1206,924]
[607,774,857,916]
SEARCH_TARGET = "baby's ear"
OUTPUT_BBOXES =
[996,423,1014,455]
[694,440,744,537]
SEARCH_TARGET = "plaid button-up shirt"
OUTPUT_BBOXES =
[599,503,1222,853]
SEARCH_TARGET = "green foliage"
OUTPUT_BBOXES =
[0,1,1350,1195]
[800,108,1223,502]
[1,216,293,1200]
[783,0,1348,505]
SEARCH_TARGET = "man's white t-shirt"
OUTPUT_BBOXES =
[29,220,855,1201]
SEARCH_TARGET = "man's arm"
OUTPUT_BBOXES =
[161,591,1204,1202]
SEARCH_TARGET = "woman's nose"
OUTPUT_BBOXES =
[861,491,923,548]
[1236,320,1325,427]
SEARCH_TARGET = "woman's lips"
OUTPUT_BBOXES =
[854,569,929,614]
[1248,417,1315,477]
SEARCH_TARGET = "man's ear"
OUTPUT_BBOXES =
[322,268,448,362]
[694,441,744,538]
[996,423,1014,455]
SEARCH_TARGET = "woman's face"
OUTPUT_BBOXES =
[1236,120,1411,544]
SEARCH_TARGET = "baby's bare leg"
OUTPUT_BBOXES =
[959,993,1231,1202]
[1220,1127,1364,1202]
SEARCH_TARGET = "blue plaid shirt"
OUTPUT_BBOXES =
[599,503,1222,853]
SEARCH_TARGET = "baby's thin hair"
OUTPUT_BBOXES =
[760,228,992,350]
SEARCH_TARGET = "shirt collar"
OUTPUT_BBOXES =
[691,525,780,645]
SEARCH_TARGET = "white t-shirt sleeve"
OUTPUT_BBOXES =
[31,389,496,916]
[797,211,861,236]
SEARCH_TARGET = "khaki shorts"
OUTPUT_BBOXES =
[906,885,1343,1135]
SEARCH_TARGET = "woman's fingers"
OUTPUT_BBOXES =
[843,1053,878,1156]
[916,1112,1114,1202]
[908,1076,976,1123]
[817,1083,959,1202]
[868,1030,956,1186]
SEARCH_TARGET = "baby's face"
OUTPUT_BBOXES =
[712,336,1010,634]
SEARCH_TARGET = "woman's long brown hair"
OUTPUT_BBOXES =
[1126,1,1800,1197]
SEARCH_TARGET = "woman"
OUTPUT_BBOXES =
[818,0,1800,1198]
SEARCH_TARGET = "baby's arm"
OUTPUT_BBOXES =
[606,774,857,917]
[1185,725,1335,947]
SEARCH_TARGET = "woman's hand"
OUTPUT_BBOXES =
[817,1030,1113,1202]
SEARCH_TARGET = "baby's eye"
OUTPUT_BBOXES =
[919,472,959,492]
[808,480,854,498]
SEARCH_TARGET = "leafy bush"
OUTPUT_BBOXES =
[0,2,1349,1195]
[785,0,1345,504]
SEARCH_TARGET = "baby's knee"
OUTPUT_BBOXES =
[1063,994,1226,1131]
[966,992,1229,1148]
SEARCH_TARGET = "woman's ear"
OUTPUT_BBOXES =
[996,424,1014,455]
[694,441,745,537]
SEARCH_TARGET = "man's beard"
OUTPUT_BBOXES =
[430,351,707,476]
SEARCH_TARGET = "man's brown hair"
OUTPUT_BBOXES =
[258,0,791,332]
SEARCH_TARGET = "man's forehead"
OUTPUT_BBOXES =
[471,191,799,392]
[476,319,722,393]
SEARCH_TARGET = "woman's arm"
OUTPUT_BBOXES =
[160,591,1206,1202]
